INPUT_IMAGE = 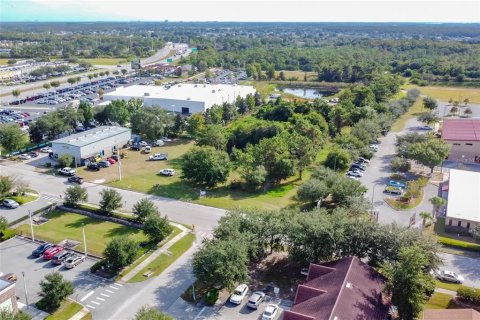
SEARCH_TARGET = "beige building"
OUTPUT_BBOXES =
[442,119,480,163]
[0,278,18,314]
[446,169,480,231]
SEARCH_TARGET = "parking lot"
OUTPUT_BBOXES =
[0,237,99,304]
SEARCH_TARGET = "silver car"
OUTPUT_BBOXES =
[247,291,266,309]
[2,199,19,209]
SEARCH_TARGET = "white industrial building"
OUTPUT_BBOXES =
[51,126,131,165]
[103,84,256,114]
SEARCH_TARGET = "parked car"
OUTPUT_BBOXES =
[144,146,152,154]
[98,160,110,168]
[346,171,363,178]
[28,151,39,158]
[43,246,64,260]
[247,291,266,309]
[369,144,379,151]
[68,176,85,184]
[262,304,279,320]
[19,154,31,160]
[357,157,370,164]
[40,147,52,153]
[111,155,120,161]
[350,164,366,172]
[139,141,149,147]
[32,243,54,257]
[385,186,404,195]
[436,270,464,283]
[153,140,165,147]
[388,180,406,189]
[63,254,85,269]
[352,162,367,169]
[87,163,101,171]
[230,284,249,305]
[159,168,175,176]
[51,251,74,265]
[58,167,76,176]
[0,273,17,282]
[2,199,19,209]
[419,125,433,131]
[347,175,360,181]
[106,157,116,164]
[130,144,141,151]
[149,153,168,161]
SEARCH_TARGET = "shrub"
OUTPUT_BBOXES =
[391,157,411,172]
[471,225,480,241]
[437,237,480,252]
[58,154,74,168]
[90,260,107,273]
[457,287,480,305]
[204,288,219,306]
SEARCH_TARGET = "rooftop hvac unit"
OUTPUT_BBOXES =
[212,90,215,93]
[186,97,191,100]
[144,92,150,96]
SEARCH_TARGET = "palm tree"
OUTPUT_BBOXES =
[419,211,433,228]
[429,196,447,217]
[43,83,51,92]
[11,89,21,103]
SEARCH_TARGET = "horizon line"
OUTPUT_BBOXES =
[2,20,479,24]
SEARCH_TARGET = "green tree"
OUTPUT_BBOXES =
[383,247,435,320]
[391,157,411,172]
[143,214,173,244]
[64,185,88,207]
[99,188,123,215]
[324,148,351,171]
[0,216,8,233]
[172,113,185,135]
[297,178,329,204]
[429,196,447,216]
[102,100,130,125]
[266,65,275,80]
[78,101,94,125]
[279,71,286,81]
[419,212,433,227]
[196,125,227,150]
[131,107,173,141]
[417,111,440,124]
[132,198,158,222]
[193,238,249,288]
[58,154,73,168]
[134,306,173,320]
[43,83,51,91]
[288,133,316,179]
[67,77,76,86]
[423,97,438,110]
[0,175,14,198]
[104,236,138,272]
[409,138,450,173]
[37,272,74,312]
[186,113,206,138]
[0,123,30,153]
[11,89,21,101]
[0,309,32,320]
[121,69,127,76]
[180,147,230,188]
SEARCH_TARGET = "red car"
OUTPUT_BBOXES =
[107,157,116,164]
[43,246,64,260]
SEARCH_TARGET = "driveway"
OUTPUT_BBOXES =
[197,296,285,320]
[439,252,480,288]
[360,117,436,226]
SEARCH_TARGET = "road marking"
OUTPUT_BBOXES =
[96,297,105,301]
[101,293,110,297]
[86,305,96,309]
[109,286,119,290]
[114,283,123,287]
[80,290,95,302]
[91,300,100,305]
[105,289,114,293]
[193,306,206,320]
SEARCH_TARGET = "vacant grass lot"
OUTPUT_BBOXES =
[409,85,480,104]
[0,59,10,66]
[391,97,423,132]
[424,292,453,310]
[80,58,127,65]
[16,210,147,257]
[274,70,318,81]
[45,300,84,320]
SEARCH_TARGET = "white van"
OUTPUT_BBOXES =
[144,146,152,153]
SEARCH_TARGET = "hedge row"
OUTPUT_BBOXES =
[457,287,480,305]
[438,236,480,252]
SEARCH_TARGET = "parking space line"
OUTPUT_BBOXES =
[80,290,95,302]
[101,293,110,297]
[96,297,105,301]
[86,305,96,309]
[109,286,119,290]
[91,301,100,305]
[114,283,123,287]
[105,289,114,293]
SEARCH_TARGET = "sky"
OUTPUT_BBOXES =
[1,0,479,23]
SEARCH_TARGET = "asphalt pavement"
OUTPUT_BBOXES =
[439,252,480,288]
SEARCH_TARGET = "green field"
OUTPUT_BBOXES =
[45,300,84,320]
[423,292,453,310]
[128,233,195,283]
[81,58,127,65]
[16,211,147,257]
[409,85,480,104]
[0,59,11,66]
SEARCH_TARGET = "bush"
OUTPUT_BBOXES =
[204,288,219,306]
[0,228,16,241]
[99,188,123,215]
[457,287,480,305]
[437,236,480,252]
[90,260,107,273]
[391,157,411,172]
[324,149,350,171]
[471,225,480,241]
[58,154,74,168]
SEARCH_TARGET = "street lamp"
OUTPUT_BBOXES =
[82,223,87,257]
[22,272,29,309]
[28,210,35,242]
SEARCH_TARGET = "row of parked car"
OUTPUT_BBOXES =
[229,284,280,320]
[31,243,86,269]
[0,109,31,126]
[345,157,370,180]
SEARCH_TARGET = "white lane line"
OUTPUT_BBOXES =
[105,289,114,293]
[96,297,106,301]
[80,290,95,302]
[91,301,100,305]
[86,305,96,309]
[114,283,123,287]
[193,306,206,320]
[109,286,119,290]
[101,293,110,297]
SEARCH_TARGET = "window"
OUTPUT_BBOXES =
[466,143,473,146]
[181,107,190,114]
[458,220,462,227]
[453,143,461,146]
[449,219,452,226]
[467,222,471,229]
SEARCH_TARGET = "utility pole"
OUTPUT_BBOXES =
[82,223,87,257]
[28,210,35,242]
[117,145,122,181]
[22,272,29,309]
[192,283,196,301]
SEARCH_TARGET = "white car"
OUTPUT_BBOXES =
[346,171,363,178]
[436,270,464,283]
[159,168,175,176]
[247,291,266,309]
[144,146,152,154]
[262,304,279,320]
[149,153,168,161]
[19,154,31,160]
[58,167,76,176]
[2,199,19,209]
[369,144,379,151]
[63,254,85,269]
[40,147,52,153]
[230,284,249,305]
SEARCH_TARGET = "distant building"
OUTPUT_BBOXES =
[442,119,480,163]
[445,169,480,231]
[104,84,256,114]
[283,256,390,320]
[423,309,480,320]
[51,126,131,165]
[0,278,18,314]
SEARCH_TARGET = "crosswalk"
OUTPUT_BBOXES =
[40,194,62,203]
[84,282,123,310]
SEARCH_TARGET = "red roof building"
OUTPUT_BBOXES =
[283,257,390,320]
[442,119,480,141]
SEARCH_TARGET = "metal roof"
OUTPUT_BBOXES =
[442,119,480,141]
[52,126,131,148]
[447,169,480,223]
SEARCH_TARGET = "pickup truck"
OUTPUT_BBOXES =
[58,167,76,176]
[149,153,168,161]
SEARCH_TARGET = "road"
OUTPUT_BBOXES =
[439,252,480,288]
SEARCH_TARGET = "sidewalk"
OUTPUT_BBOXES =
[17,302,49,320]
[68,307,90,320]
[435,287,457,296]
[120,222,190,282]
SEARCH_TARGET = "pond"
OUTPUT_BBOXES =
[277,87,338,99]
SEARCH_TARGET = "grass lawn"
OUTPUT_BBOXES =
[8,194,38,205]
[117,226,182,279]
[0,58,11,66]
[274,70,318,82]
[80,58,127,65]
[80,314,92,320]
[15,210,147,257]
[408,85,480,104]
[384,190,424,210]
[433,217,480,252]
[45,300,83,320]
[391,97,423,132]
[128,233,195,283]
[424,292,454,310]
[435,280,470,292]
[240,80,277,99]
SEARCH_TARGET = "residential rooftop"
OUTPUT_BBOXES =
[447,169,480,223]
[442,119,480,141]
[52,126,131,148]
[0,278,13,292]
[423,309,480,320]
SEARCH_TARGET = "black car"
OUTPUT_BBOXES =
[350,164,366,172]
[130,144,141,151]
[68,176,85,184]
[32,243,53,257]
[28,151,39,158]
[87,163,100,171]
[111,154,120,161]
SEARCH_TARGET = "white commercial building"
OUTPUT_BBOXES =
[445,168,480,231]
[103,84,256,114]
[51,126,131,165]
